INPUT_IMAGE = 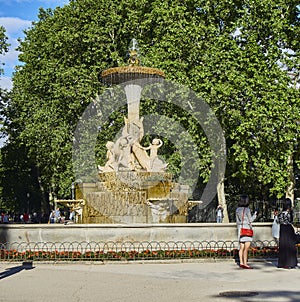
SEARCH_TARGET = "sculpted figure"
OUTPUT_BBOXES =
[143,138,163,169]
[133,138,167,172]
[98,141,116,172]
[132,140,151,171]
[99,116,167,172]
[114,135,135,171]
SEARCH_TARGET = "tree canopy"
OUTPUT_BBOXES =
[1,0,300,219]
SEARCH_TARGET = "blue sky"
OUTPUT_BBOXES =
[0,0,69,90]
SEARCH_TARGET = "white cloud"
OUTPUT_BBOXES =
[0,17,32,34]
[0,76,13,90]
[0,17,31,65]
[0,17,31,89]
[0,47,20,72]
[0,1,69,90]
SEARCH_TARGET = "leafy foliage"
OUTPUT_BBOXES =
[0,25,9,76]
[0,0,299,216]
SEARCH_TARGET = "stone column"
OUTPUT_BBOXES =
[124,84,142,123]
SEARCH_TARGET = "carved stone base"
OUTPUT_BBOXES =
[76,172,189,224]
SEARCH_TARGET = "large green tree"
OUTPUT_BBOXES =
[3,0,300,220]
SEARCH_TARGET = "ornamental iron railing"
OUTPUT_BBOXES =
[0,240,287,262]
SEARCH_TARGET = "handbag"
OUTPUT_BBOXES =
[240,228,254,237]
[240,208,254,238]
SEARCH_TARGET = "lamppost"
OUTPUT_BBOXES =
[71,179,82,200]
[71,183,75,200]
[27,192,30,213]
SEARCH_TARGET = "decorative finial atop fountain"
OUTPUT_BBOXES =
[128,38,140,66]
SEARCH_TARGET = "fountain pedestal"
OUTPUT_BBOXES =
[76,172,188,224]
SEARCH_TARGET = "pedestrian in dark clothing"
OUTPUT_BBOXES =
[278,198,298,269]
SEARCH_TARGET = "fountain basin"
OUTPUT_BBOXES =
[101,66,165,85]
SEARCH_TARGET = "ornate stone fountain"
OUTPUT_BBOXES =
[76,39,189,223]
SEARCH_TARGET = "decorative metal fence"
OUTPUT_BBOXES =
[0,240,287,262]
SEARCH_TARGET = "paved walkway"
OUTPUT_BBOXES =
[0,259,299,302]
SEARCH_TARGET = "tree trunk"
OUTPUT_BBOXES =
[286,154,294,206]
[36,166,50,214]
[217,180,229,222]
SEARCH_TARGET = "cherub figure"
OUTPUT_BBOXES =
[114,135,135,171]
[133,138,167,172]
[144,138,163,163]
[98,141,115,172]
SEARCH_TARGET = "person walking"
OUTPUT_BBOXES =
[277,198,297,269]
[216,204,224,223]
[236,194,257,269]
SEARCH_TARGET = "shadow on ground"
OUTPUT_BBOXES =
[212,290,300,302]
[0,262,34,280]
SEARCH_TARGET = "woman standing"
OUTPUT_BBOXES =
[236,195,257,269]
[271,209,280,244]
[278,198,297,269]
